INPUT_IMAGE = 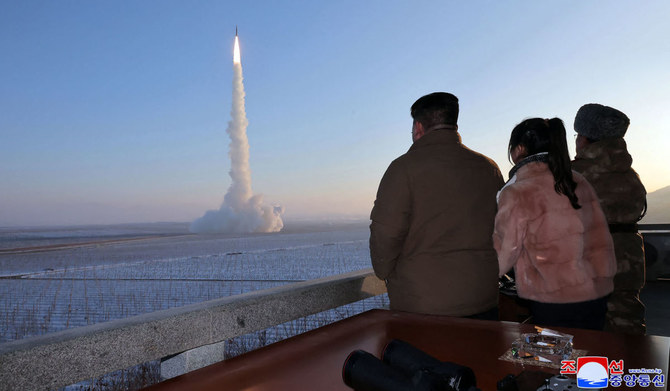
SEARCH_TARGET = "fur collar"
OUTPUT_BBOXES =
[497,153,549,204]
[508,152,549,179]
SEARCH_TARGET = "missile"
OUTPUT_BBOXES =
[236,25,238,36]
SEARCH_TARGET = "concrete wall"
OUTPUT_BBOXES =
[0,269,386,391]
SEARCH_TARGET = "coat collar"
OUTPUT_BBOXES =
[574,138,633,172]
[497,154,549,204]
[508,152,549,179]
[408,126,461,152]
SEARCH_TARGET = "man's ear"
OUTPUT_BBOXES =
[413,121,425,141]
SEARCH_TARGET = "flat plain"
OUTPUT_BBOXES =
[0,220,376,343]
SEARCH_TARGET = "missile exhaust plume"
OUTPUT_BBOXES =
[233,32,240,64]
[190,29,284,234]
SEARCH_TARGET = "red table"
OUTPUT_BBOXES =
[145,309,670,390]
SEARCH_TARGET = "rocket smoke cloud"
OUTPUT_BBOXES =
[191,31,284,233]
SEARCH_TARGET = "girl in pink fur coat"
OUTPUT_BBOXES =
[494,118,616,330]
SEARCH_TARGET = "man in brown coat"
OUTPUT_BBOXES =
[572,103,647,334]
[370,92,504,318]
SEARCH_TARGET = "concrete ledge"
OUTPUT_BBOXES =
[160,341,226,380]
[0,269,386,391]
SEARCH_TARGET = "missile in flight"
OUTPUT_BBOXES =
[233,26,241,64]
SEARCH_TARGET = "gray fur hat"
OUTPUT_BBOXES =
[574,103,630,140]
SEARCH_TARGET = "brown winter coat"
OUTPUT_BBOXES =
[370,128,504,316]
[494,162,616,303]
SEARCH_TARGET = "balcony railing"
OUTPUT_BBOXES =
[0,268,387,391]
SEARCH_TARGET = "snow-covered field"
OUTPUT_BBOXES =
[0,220,381,344]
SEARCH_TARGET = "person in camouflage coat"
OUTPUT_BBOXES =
[572,103,647,335]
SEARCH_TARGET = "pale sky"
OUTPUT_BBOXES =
[2,1,669,226]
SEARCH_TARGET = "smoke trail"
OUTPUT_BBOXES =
[190,34,284,234]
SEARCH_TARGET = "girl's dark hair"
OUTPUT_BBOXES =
[508,118,581,209]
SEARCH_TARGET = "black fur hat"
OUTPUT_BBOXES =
[574,103,630,140]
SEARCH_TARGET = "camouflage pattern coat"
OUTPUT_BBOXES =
[572,138,647,334]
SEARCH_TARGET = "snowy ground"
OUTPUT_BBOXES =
[0,220,378,343]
